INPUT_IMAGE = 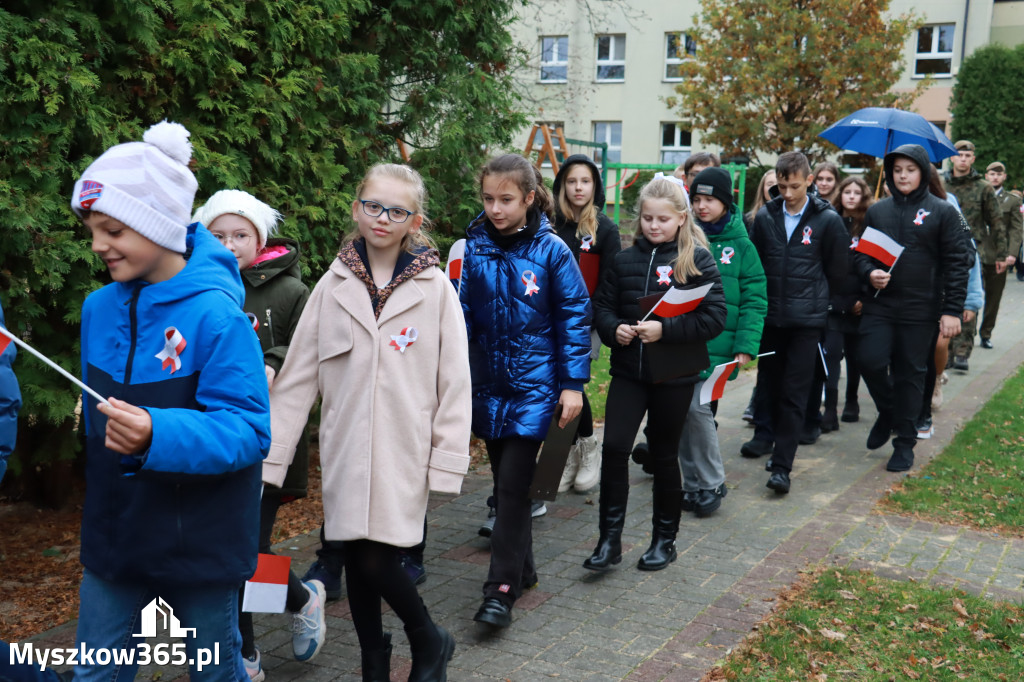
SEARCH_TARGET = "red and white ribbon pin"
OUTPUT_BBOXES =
[155,327,187,373]
[850,236,860,250]
[246,312,260,332]
[656,265,673,285]
[522,270,540,297]
[389,326,418,353]
[720,247,735,265]
[580,235,593,252]
[913,208,930,225]
[801,226,812,245]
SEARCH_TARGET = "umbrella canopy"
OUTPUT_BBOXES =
[819,107,957,163]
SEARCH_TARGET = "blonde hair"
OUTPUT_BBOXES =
[746,169,777,224]
[634,176,706,282]
[557,164,599,243]
[351,163,435,253]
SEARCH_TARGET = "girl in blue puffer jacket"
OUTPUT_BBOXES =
[460,154,592,629]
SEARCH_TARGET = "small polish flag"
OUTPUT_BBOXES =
[700,361,738,405]
[445,239,466,281]
[0,327,11,356]
[242,553,292,613]
[854,227,904,268]
[648,283,714,318]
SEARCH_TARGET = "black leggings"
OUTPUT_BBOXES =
[239,496,309,658]
[575,391,594,440]
[484,437,541,606]
[345,539,431,649]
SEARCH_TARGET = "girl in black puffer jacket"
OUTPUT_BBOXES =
[854,144,969,473]
[588,176,726,573]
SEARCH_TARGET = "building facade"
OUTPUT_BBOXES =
[511,0,1024,168]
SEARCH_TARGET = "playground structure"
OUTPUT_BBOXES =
[524,124,746,225]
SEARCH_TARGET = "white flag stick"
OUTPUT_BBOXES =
[873,252,902,299]
[0,326,108,405]
[755,352,776,358]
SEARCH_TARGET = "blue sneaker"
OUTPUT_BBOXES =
[292,580,326,662]
[399,552,427,585]
[302,559,342,601]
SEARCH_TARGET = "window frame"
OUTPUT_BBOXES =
[659,123,692,165]
[913,23,955,78]
[539,35,569,83]
[592,121,623,164]
[595,34,626,83]
[663,32,696,82]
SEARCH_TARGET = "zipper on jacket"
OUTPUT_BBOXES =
[124,287,142,384]
[640,245,659,377]
[265,308,275,346]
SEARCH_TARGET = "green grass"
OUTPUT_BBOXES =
[882,363,1024,533]
[713,568,1024,681]
[585,344,611,422]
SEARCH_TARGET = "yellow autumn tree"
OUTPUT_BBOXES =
[668,0,924,164]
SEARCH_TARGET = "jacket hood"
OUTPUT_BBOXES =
[244,238,302,287]
[113,222,244,307]
[553,154,606,216]
[884,144,933,203]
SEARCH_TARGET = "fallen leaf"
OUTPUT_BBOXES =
[902,667,921,679]
[898,604,918,613]
[952,598,970,618]
[838,590,859,601]
[819,628,846,641]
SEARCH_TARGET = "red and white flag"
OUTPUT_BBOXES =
[242,553,292,613]
[646,283,714,319]
[854,227,904,268]
[0,327,11,356]
[445,239,466,281]
[699,361,739,405]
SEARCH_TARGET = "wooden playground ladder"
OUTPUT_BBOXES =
[523,124,569,172]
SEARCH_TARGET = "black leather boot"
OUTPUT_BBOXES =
[821,389,839,432]
[360,632,392,682]
[406,622,455,682]
[583,478,628,570]
[637,486,680,571]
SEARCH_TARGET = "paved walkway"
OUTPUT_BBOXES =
[31,284,1024,680]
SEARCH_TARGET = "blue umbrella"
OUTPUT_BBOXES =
[818,107,957,163]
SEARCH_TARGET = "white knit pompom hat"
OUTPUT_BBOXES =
[191,189,282,248]
[71,120,198,254]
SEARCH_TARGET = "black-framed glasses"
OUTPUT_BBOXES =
[359,199,415,223]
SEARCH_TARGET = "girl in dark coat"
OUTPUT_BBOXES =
[854,144,969,472]
[588,176,726,573]
[551,154,621,494]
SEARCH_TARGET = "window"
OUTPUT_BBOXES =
[664,32,696,81]
[660,123,692,165]
[540,36,568,82]
[595,35,626,82]
[593,121,622,164]
[914,24,954,77]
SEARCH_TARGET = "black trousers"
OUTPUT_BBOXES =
[858,315,934,449]
[805,326,861,424]
[601,376,693,497]
[484,437,541,607]
[755,325,821,473]
[238,496,310,657]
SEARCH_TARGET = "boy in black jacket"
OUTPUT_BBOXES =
[746,152,848,494]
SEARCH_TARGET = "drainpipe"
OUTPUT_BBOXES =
[960,0,970,71]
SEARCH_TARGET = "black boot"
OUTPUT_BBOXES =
[406,622,455,682]
[637,486,680,571]
[360,632,392,682]
[583,478,628,570]
[841,396,859,423]
[820,389,839,432]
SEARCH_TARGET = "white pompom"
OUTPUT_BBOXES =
[143,120,193,165]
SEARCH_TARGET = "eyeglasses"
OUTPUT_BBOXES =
[211,231,254,246]
[359,200,415,224]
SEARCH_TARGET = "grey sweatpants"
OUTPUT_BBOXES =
[678,380,727,492]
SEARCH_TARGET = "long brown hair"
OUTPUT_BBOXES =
[479,154,554,221]
[634,176,706,282]
[812,162,841,203]
[831,176,872,238]
[557,163,599,243]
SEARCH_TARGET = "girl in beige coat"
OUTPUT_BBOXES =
[265,164,471,682]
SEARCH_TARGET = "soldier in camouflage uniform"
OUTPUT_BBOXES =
[985,161,1023,286]
[944,141,1008,369]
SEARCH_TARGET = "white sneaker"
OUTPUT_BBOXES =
[932,384,943,410]
[530,500,547,517]
[573,435,601,492]
[243,649,265,682]
[558,441,581,493]
[292,580,326,661]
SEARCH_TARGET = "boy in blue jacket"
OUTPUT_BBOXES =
[0,296,20,487]
[70,122,270,681]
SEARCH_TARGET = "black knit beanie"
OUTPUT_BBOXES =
[691,167,733,208]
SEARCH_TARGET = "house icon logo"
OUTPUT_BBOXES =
[132,597,197,638]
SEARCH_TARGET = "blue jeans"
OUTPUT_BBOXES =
[73,569,245,682]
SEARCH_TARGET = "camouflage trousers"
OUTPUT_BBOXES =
[950,313,977,359]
